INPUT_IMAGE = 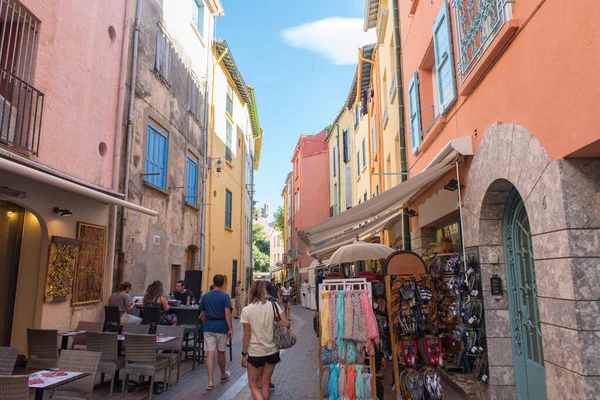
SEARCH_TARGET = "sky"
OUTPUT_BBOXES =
[217,0,376,219]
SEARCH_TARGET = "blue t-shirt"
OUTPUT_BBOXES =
[199,289,232,334]
[270,284,279,299]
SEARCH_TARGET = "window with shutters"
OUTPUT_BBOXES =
[155,24,172,84]
[226,83,234,117]
[371,115,377,162]
[191,0,205,38]
[145,125,168,189]
[433,0,457,114]
[357,152,361,177]
[345,167,352,209]
[342,130,350,163]
[186,156,199,206]
[354,104,359,129]
[408,71,423,155]
[332,148,337,177]
[189,74,202,122]
[225,189,232,229]
[225,119,233,162]
[362,139,366,167]
[418,43,439,131]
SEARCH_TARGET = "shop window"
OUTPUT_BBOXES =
[434,220,462,253]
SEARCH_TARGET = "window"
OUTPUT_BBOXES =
[354,104,359,128]
[362,139,366,167]
[345,167,352,209]
[155,24,172,83]
[145,125,168,189]
[371,116,377,161]
[361,89,369,116]
[186,156,199,205]
[226,83,234,117]
[376,185,379,195]
[332,148,337,177]
[225,120,233,162]
[191,0,205,37]
[364,192,367,202]
[408,71,423,154]
[433,1,457,113]
[333,183,338,215]
[190,75,201,121]
[356,152,361,176]
[225,189,233,229]
[419,43,439,131]
[342,130,350,163]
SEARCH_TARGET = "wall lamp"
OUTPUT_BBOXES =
[53,207,73,217]
[207,157,223,175]
[405,209,418,218]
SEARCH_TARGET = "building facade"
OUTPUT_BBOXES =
[119,0,224,296]
[0,0,150,353]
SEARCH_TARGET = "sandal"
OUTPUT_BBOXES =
[220,371,232,382]
[206,385,214,390]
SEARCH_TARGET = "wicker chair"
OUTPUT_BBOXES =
[0,375,29,400]
[177,309,202,370]
[86,332,124,398]
[121,324,150,335]
[51,350,101,400]
[156,325,184,388]
[26,328,58,372]
[120,334,168,399]
[0,346,19,375]
[72,321,103,349]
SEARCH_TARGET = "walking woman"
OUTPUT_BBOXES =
[281,280,292,320]
[241,280,290,400]
[143,280,176,325]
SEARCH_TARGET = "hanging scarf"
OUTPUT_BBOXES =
[322,363,331,398]
[355,343,366,365]
[338,361,347,397]
[346,340,357,364]
[344,291,354,340]
[363,373,373,400]
[329,363,340,400]
[346,364,357,400]
[320,291,330,347]
[355,365,365,400]
[329,290,338,349]
[361,290,379,343]
[352,291,368,342]
[322,346,333,365]
[336,290,345,358]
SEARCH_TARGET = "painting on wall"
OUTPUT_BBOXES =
[44,236,81,303]
[72,222,107,306]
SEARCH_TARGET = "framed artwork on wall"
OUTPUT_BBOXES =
[44,236,80,303]
[72,222,107,306]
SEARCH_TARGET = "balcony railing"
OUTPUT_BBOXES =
[0,67,44,156]
[453,0,514,83]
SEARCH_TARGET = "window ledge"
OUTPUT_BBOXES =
[409,0,419,16]
[185,202,200,211]
[417,115,447,155]
[362,165,367,173]
[143,181,170,197]
[458,19,520,97]
[225,227,233,232]
[225,159,234,168]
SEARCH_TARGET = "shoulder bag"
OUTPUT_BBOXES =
[271,302,296,349]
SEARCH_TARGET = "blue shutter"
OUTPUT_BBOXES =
[433,0,457,114]
[408,71,423,155]
[146,125,168,189]
[186,156,198,206]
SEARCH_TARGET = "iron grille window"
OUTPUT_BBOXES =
[225,119,233,162]
[226,83,233,117]
[155,24,172,84]
[225,189,232,229]
[189,75,201,121]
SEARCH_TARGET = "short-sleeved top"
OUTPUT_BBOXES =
[199,289,232,334]
[240,301,282,357]
[281,287,292,296]
[270,284,279,299]
[171,290,194,304]
[108,291,130,317]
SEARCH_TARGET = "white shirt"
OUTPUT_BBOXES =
[241,301,282,357]
[281,287,292,296]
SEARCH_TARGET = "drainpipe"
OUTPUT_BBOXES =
[392,0,411,251]
[119,0,143,276]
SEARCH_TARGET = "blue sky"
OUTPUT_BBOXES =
[217,0,375,219]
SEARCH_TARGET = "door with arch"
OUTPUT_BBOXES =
[503,189,547,399]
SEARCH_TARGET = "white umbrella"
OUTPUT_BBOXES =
[326,241,394,265]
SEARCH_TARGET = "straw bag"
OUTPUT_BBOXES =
[272,302,296,349]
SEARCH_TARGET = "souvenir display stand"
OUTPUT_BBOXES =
[318,278,378,400]
[384,251,444,400]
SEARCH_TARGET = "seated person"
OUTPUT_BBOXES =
[143,280,176,325]
[170,280,195,304]
[108,282,142,325]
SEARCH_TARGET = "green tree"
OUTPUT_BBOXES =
[273,205,285,235]
[252,221,270,272]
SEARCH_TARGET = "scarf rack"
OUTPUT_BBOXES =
[318,278,377,400]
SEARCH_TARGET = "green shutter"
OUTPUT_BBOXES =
[408,71,423,155]
[226,120,233,162]
[433,0,457,114]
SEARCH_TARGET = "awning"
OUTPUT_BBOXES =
[0,155,158,216]
[298,137,473,254]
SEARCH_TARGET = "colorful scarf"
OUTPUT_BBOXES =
[322,363,331,398]
[344,291,354,340]
[363,373,373,400]
[336,290,345,358]
[355,365,364,400]
[329,290,338,349]
[346,364,357,400]
[338,361,346,397]
[329,363,340,400]
[320,291,330,347]
[352,291,368,342]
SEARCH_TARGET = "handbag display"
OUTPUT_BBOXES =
[272,302,296,349]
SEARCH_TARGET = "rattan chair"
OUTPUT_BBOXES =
[72,321,103,349]
[120,334,168,399]
[26,328,58,372]
[103,306,121,333]
[51,350,101,400]
[121,324,150,335]
[0,346,18,375]
[0,375,29,400]
[86,332,124,398]
[177,309,202,370]
[156,325,184,388]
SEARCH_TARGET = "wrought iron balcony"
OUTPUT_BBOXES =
[0,67,44,156]
[453,0,514,83]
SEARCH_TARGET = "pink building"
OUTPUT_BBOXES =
[290,129,330,281]
[0,0,155,353]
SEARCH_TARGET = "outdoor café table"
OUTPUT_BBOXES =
[28,370,89,400]
[117,335,177,356]
[57,330,87,349]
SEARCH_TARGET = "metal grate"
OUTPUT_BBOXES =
[0,0,38,83]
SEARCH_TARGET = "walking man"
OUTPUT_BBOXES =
[199,275,233,390]
[108,281,142,325]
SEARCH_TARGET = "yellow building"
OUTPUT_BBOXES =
[327,106,356,217]
[205,39,261,297]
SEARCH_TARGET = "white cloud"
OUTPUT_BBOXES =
[281,17,377,66]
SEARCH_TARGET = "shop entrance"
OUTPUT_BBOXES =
[0,200,25,346]
[503,189,547,399]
